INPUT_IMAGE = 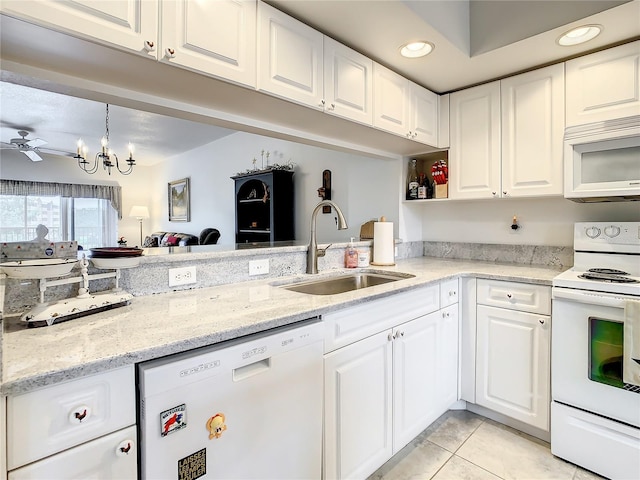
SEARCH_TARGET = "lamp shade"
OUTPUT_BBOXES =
[129,205,150,219]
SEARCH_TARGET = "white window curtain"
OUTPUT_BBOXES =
[0,179,123,219]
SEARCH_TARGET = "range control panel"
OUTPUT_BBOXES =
[574,222,640,253]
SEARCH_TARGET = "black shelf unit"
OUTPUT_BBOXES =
[231,170,294,244]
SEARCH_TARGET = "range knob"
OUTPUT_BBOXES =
[585,226,601,238]
[604,225,621,238]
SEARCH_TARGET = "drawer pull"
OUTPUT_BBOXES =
[69,405,91,424]
[116,439,134,457]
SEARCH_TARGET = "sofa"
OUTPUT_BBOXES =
[145,228,220,247]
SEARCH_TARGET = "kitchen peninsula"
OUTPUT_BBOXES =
[2,249,564,395]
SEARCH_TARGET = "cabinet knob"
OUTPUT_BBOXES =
[507,293,513,299]
[399,331,405,337]
[69,405,91,425]
[116,439,134,457]
[449,290,456,297]
[503,191,508,196]
[329,103,335,110]
[144,40,155,52]
[492,192,497,196]
[319,99,326,107]
[406,131,412,138]
[388,332,394,341]
[443,312,450,318]
[165,48,176,58]
[539,318,545,325]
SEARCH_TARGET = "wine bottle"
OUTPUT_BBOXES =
[406,159,419,200]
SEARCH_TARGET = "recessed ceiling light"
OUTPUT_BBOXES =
[557,25,602,46]
[400,41,434,58]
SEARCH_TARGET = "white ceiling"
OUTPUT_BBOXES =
[0,82,235,166]
[1,0,639,165]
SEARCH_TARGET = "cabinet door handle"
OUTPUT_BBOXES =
[69,405,91,424]
[116,439,134,457]
[144,40,155,52]
[165,48,176,58]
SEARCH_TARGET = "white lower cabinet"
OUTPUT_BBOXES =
[6,366,136,477]
[475,280,551,431]
[324,329,393,480]
[323,282,459,480]
[8,426,137,480]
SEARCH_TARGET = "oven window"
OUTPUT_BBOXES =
[589,317,624,388]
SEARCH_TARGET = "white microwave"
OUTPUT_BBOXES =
[564,116,640,202]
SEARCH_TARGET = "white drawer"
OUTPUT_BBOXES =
[7,365,135,470]
[8,425,137,479]
[440,278,459,307]
[324,284,440,353]
[477,279,551,315]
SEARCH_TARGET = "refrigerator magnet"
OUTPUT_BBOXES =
[161,404,187,437]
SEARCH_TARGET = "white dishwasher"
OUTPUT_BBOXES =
[138,318,323,480]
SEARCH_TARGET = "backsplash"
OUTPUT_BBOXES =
[422,241,573,268]
[1,241,571,316]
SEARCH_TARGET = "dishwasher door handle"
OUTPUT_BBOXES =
[233,358,271,382]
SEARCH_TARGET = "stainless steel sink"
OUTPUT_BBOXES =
[280,271,415,295]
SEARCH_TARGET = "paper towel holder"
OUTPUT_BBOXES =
[371,216,396,266]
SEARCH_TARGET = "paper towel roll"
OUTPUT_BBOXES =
[372,220,394,265]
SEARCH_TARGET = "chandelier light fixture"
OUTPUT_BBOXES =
[75,104,136,175]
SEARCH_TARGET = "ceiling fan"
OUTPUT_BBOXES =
[0,130,74,162]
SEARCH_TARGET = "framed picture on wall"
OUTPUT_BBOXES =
[168,177,190,222]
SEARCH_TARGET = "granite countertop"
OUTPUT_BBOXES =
[1,257,563,396]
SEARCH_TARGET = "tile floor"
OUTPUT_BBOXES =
[367,410,606,480]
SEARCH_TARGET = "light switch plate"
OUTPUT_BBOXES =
[249,259,269,276]
[169,266,197,287]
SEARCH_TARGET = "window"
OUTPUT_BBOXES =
[0,180,122,249]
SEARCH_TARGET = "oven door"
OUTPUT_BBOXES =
[552,287,640,427]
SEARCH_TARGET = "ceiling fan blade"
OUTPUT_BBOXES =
[22,150,44,162]
[39,146,76,157]
[26,138,47,148]
[0,141,18,149]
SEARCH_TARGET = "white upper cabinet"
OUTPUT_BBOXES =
[323,37,373,125]
[450,64,564,200]
[566,41,640,127]
[409,81,439,146]
[0,0,158,57]
[449,81,502,200]
[257,1,324,109]
[501,63,565,197]
[373,64,439,145]
[373,63,411,136]
[159,0,257,88]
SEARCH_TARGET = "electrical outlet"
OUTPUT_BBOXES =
[249,259,269,276]
[169,266,197,287]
